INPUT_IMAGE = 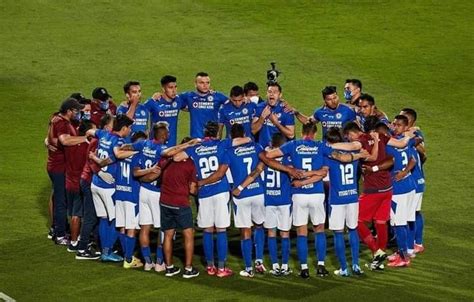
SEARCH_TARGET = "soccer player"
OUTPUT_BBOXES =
[65,119,96,253]
[115,131,148,269]
[117,81,149,139]
[343,79,363,106]
[90,87,116,127]
[343,121,416,270]
[357,94,389,131]
[401,108,426,253]
[180,72,228,138]
[145,75,184,146]
[47,98,88,245]
[292,86,356,138]
[87,114,137,262]
[252,82,295,147]
[160,138,200,278]
[244,81,264,104]
[384,115,417,267]
[218,85,256,139]
[265,122,364,278]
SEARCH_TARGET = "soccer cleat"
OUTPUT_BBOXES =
[334,268,350,277]
[280,268,293,276]
[155,262,166,272]
[255,261,267,274]
[75,249,101,260]
[372,249,387,266]
[269,268,281,277]
[239,269,255,278]
[317,265,329,277]
[387,252,400,262]
[165,266,181,277]
[408,252,416,259]
[67,243,79,253]
[352,264,364,276]
[414,244,425,254]
[299,268,310,279]
[55,236,69,246]
[101,252,123,262]
[387,256,410,267]
[144,262,155,271]
[183,267,200,279]
[47,227,55,240]
[216,267,233,278]
[123,256,144,269]
[206,265,217,276]
[365,262,385,271]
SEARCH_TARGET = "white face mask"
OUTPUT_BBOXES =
[250,96,259,104]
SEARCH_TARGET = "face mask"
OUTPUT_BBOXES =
[74,112,81,121]
[99,101,109,111]
[344,90,352,101]
[250,96,259,104]
[82,112,91,120]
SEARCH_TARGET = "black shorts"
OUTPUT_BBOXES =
[67,190,83,217]
[160,204,193,231]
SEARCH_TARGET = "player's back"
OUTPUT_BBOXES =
[137,139,165,191]
[115,152,141,203]
[92,130,120,188]
[325,154,359,205]
[264,150,292,206]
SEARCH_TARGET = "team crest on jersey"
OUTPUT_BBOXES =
[140,110,145,116]
[159,111,165,117]
[192,102,199,108]
[207,96,214,102]
[172,101,177,108]
[230,119,235,125]
[277,113,282,118]
[242,108,248,115]
[336,113,342,119]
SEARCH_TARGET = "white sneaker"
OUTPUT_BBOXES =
[144,262,155,271]
[334,268,350,277]
[239,269,254,278]
[155,262,166,272]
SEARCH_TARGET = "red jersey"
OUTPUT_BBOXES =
[160,158,197,207]
[358,133,393,193]
[65,141,89,192]
[90,100,117,127]
[80,139,101,184]
[47,115,76,173]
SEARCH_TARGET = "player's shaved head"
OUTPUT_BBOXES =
[230,123,245,139]
[394,114,409,125]
[343,122,362,135]
[153,122,169,140]
[271,132,286,148]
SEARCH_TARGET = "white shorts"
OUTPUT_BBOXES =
[390,190,415,226]
[329,203,358,230]
[139,187,161,227]
[91,183,115,220]
[292,193,325,227]
[264,204,292,231]
[233,194,265,228]
[116,200,140,230]
[415,192,424,211]
[198,191,231,229]
[406,190,417,222]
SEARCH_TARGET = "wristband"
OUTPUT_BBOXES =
[372,165,379,172]
[237,185,244,191]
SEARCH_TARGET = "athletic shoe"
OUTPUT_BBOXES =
[55,236,69,246]
[206,265,217,276]
[87,242,101,255]
[408,252,416,259]
[280,268,293,276]
[144,262,155,271]
[239,269,255,278]
[414,244,425,254]
[216,267,233,278]
[123,256,144,269]
[165,266,181,277]
[365,262,385,271]
[269,268,281,277]
[334,268,350,277]
[155,262,166,272]
[101,252,123,262]
[387,252,400,262]
[372,249,387,266]
[67,243,79,253]
[255,261,267,274]
[299,268,310,279]
[317,265,329,277]
[352,264,364,276]
[183,267,199,279]
[47,228,55,240]
[75,249,101,260]
[387,257,410,267]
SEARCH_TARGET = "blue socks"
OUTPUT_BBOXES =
[281,237,290,265]
[99,218,109,254]
[297,235,308,266]
[334,232,347,270]
[203,231,214,266]
[315,232,327,263]
[395,225,408,258]
[349,228,360,266]
[119,232,126,256]
[108,219,118,250]
[407,221,416,251]
[156,245,164,265]
[241,238,252,269]
[254,227,264,262]
[216,231,228,269]
[125,236,136,262]
[141,246,152,264]
[268,236,278,265]
[415,211,424,244]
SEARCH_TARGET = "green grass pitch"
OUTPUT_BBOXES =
[0,0,473,301]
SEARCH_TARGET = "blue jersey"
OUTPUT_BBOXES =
[324,154,359,205]
[222,142,264,198]
[186,138,230,198]
[144,96,185,146]
[133,139,167,192]
[218,102,255,138]
[411,145,425,193]
[254,101,295,147]
[386,138,417,195]
[264,152,292,206]
[313,104,356,137]
[116,103,149,135]
[114,152,141,203]
[280,139,333,194]
[357,113,390,132]
[92,130,120,189]
[180,91,228,138]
